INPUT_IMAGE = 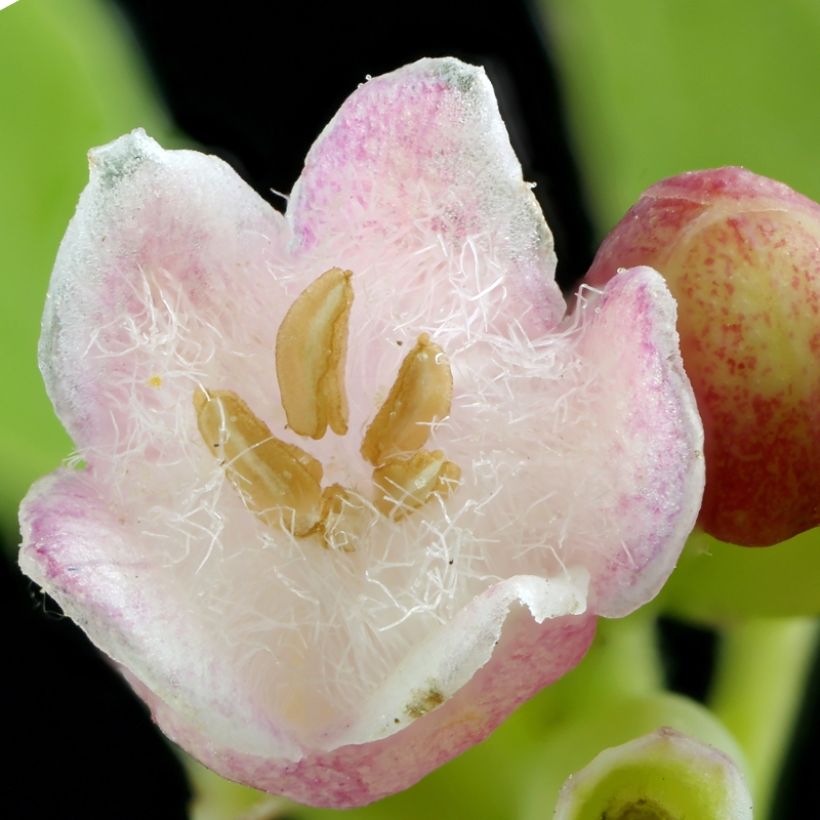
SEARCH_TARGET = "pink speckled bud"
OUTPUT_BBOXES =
[585,168,820,546]
[19,59,703,806]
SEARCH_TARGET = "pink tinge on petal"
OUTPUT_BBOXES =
[40,129,289,456]
[21,468,595,807]
[20,469,132,615]
[288,57,566,335]
[127,607,596,808]
[19,469,287,758]
[565,267,704,616]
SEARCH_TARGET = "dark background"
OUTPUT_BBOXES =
[4,1,816,817]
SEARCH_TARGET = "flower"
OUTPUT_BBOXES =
[584,168,820,546]
[19,58,703,807]
[553,727,754,819]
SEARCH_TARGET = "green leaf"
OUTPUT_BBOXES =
[538,0,820,235]
[660,529,820,622]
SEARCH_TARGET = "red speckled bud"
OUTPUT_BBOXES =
[585,168,820,546]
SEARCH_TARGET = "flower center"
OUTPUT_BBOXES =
[194,268,461,548]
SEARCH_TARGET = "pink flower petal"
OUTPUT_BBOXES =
[20,468,283,758]
[21,467,595,805]
[128,592,595,807]
[288,57,566,335]
[40,129,289,455]
[568,267,704,616]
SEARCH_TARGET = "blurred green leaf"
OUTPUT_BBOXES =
[660,529,820,623]
[0,0,169,540]
[539,0,820,235]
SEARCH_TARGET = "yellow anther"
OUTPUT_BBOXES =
[276,267,353,439]
[373,450,461,520]
[318,484,366,552]
[194,388,324,536]
[361,334,453,465]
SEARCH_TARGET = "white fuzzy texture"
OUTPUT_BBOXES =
[22,59,703,760]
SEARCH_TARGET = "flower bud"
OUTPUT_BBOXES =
[553,727,753,820]
[585,168,820,545]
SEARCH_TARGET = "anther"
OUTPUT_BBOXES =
[195,388,324,536]
[361,334,453,465]
[373,450,461,520]
[276,267,353,439]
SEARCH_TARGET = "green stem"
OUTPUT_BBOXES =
[523,611,666,751]
[592,610,664,696]
[539,610,663,721]
[709,617,819,819]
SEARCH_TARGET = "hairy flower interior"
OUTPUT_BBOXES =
[67,150,639,747]
[196,269,461,549]
[79,251,607,743]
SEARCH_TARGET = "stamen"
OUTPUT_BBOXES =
[318,484,367,552]
[194,388,324,536]
[373,450,461,520]
[276,267,353,439]
[361,334,453,465]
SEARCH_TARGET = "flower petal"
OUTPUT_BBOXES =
[19,468,292,759]
[287,57,565,335]
[40,129,289,456]
[128,604,596,808]
[20,467,595,807]
[566,266,704,616]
